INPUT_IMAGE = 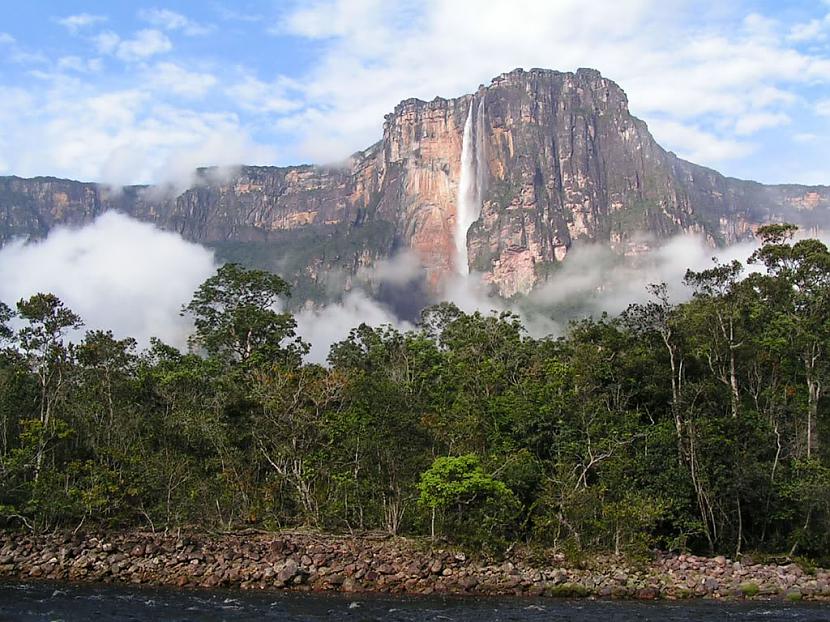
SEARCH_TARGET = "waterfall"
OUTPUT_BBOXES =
[475,98,487,206]
[454,98,486,275]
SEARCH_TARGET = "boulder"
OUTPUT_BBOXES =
[276,558,299,584]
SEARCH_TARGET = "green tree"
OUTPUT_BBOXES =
[327,324,434,534]
[684,260,746,418]
[249,364,342,527]
[623,284,686,459]
[182,263,306,367]
[750,225,830,458]
[418,454,518,551]
[15,293,83,482]
[0,301,13,344]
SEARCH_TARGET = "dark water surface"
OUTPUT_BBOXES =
[1,581,829,622]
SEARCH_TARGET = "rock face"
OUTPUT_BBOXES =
[1,67,828,299]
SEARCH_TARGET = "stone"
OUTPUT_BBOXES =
[3,531,830,604]
[502,576,521,589]
[636,587,659,600]
[527,584,545,597]
[459,575,478,590]
[276,558,299,583]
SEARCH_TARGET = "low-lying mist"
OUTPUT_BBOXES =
[0,213,215,348]
[0,212,808,362]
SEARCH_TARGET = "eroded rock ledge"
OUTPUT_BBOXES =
[1,531,829,601]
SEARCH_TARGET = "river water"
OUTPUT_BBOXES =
[1,581,829,621]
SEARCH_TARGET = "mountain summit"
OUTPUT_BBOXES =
[1,68,828,299]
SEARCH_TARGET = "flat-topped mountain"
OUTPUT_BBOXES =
[2,68,828,300]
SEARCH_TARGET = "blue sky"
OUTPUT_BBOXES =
[0,0,829,187]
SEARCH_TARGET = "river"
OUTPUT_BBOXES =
[1,580,828,621]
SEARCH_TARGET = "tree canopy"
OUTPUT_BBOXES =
[1,233,830,562]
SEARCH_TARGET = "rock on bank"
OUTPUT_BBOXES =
[1,531,829,601]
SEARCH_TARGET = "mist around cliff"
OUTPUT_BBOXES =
[525,235,763,318]
[0,212,215,348]
[0,213,413,361]
[0,211,795,362]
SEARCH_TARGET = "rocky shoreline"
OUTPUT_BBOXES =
[1,531,829,602]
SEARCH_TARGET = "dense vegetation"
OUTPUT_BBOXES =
[1,224,829,562]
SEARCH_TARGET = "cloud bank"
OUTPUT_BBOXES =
[0,213,824,364]
[0,213,417,360]
[295,292,414,365]
[0,212,216,348]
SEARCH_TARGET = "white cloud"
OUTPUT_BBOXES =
[212,4,262,23]
[0,212,216,348]
[788,12,830,43]
[529,229,830,324]
[116,29,173,62]
[151,126,277,192]
[526,235,763,319]
[0,32,47,65]
[57,56,103,73]
[788,19,824,43]
[359,251,423,286]
[94,31,121,55]
[139,8,214,36]
[226,75,301,113]
[793,132,818,143]
[816,99,830,116]
[648,119,754,162]
[278,0,389,39]
[56,13,107,34]
[97,29,173,62]
[295,291,413,364]
[8,50,49,65]
[0,82,276,187]
[267,0,830,173]
[3,0,829,186]
[734,111,790,135]
[147,62,217,98]
[0,87,33,171]
[0,86,33,116]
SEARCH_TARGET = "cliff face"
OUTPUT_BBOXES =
[2,68,828,299]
